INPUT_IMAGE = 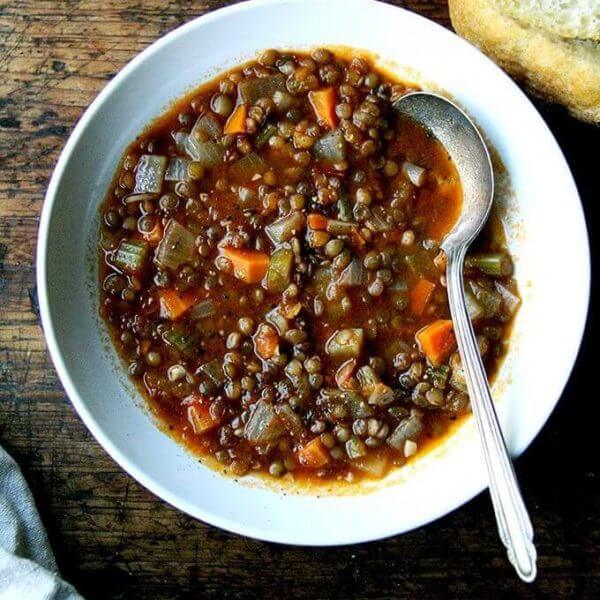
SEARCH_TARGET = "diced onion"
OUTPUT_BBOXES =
[173,131,189,153]
[337,258,366,287]
[185,137,224,167]
[404,440,418,457]
[313,129,346,164]
[190,113,222,142]
[155,219,196,271]
[244,400,285,443]
[165,157,190,181]
[122,192,159,204]
[402,161,426,187]
[134,155,167,193]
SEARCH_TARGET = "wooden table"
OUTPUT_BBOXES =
[1,1,598,597]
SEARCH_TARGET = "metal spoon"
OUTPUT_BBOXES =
[395,92,537,582]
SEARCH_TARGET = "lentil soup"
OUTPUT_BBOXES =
[98,49,519,484]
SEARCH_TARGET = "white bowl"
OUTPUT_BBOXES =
[37,0,590,545]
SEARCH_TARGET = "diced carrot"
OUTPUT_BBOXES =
[410,278,436,316]
[297,437,331,469]
[185,395,221,434]
[308,88,337,129]
[159,289,196,320]
[143,220,163,245]
[415,319,456,366]
[220,246,269,284]
[224,103,248,135]
[307,213,328,230]
[253,323,279,360]
[140,340,151,355]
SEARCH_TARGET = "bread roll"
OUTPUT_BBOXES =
[449,0,600,123]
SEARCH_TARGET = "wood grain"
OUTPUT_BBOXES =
[1,1,598,598]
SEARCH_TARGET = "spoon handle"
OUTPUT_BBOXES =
[445,246,537,582]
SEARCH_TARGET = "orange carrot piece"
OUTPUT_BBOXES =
[253,323,279,360]
[220,246,269,284]
[159,289,196,320]
[308,88,337,129]
[410,278,436,316]
[307,213,328,230]
[185,395,221,434]
[297,437,331,469]
[224,103,247,135]
[415,319,456,366]
[143,220,163,245]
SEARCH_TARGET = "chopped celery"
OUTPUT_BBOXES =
[229,152,266,182]
[285,370,311,400]
[255,123,277,148]
[319,388,373,420]
[405,252,438,279]
[313,129,346,164]
[387,412,423,450]
[189,299,216,320]
[466,252,513,277]
[155,219,196,271]
[465,288,484,321]
[197,359,225,386]
[244,400,285,443]
[113,239,148,274]
[368,383,395,406]
[337,194,353,221]
[326,219,358,235]
[265,211,305,244]
[134,155,167,194]
[365,206,392,232]
[163,325,200,358]
[428,365,450,389]
[449,366,467,393]
[326,328,364,360]
[346,436,367,459]
[356,365,380,395]
[238,74,286,104]
[468,280,501,318]
[266,248,294,293]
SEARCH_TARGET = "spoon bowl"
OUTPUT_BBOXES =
[395,92,537,583]
[395,92,494,252]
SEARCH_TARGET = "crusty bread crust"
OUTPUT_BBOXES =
[449,0,600,123]
[496,0,599,41]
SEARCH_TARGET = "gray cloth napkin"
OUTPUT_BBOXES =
[0,446,83,599]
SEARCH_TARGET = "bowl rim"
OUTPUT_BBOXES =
[36,0,591,545]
